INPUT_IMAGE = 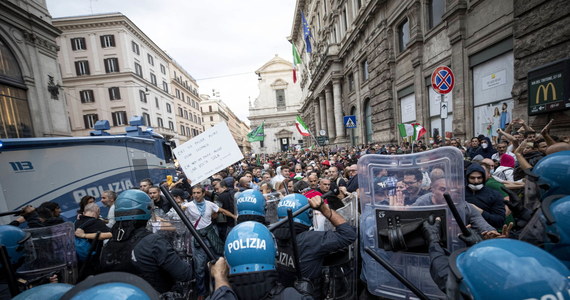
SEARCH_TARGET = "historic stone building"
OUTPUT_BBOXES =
[169,60,204,146]
[291,0,569,147]
[0,0,71,138]
[248,55,304,154]
[201,93,251,154]
[511,0,570,138]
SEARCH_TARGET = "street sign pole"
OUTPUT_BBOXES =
[441,94,445,145]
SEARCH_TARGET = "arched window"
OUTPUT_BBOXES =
[0,38,32,138]
[364,99,373,144]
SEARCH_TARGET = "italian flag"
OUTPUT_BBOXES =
[296,115,310,136]
[292,43,302,84]
[398,123,427,141]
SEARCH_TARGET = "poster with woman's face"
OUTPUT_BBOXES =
[474,100,513,140]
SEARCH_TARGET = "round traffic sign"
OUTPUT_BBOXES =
[431,66,455,94]
[319,130,326,136]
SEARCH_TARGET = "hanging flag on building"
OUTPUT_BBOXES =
[292,42,302,83]
[301,12,312,53]
[411,123,427,141]
[247,122,265,142]
[295,115,310,136]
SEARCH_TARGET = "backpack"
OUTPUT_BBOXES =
[75,219,97,261]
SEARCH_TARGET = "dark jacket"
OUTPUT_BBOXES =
[465,164,505,228]
[217,188,235,227]
[474,137,497,159]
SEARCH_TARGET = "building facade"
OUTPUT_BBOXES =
[0,0,71,138]
[53,13,198,142]
[248,55,304,154]
[201,93,251,153]
[291,0,569,147]
[169,60,204,146]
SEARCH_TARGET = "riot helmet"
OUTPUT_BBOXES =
[532,150,570,198]
[114,190,153,221]
[236,189,266,217]
[225,221,277,275]
[13,283,73,300]
[61,272,160,300]
[542,195,570,267]
[277,193,312,227]
[0,225,31,265]
[449,239,569,300]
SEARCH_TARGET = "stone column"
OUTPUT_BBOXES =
[325,87,335,139]
[333,79,344,140]
[319,94,327,134]
[314,98,321,133]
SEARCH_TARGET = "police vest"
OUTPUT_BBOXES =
[276,239,297,287]
[99,227,150,274]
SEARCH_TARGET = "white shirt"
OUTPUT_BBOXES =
[106,204,115,228]
[183,200,219,230]
[491,151,516,162]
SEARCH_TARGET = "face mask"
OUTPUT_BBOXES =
[481,143,488,149]
[468,184,484,191]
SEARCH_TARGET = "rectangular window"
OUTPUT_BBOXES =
[134,63,143,78]
[168,121,174,130]
[184,110,188,120]
[209,105,212,112]
[160,64,166,74]
[166,103,172,113]
[108,87,121,100]
[80,90,95,103]
[429,0,445,29]
[210,116,213,121]
[71,38,86,51]
[155,97,159,108]
[142,112,151,127]
[74,60,90,76]
[361,59,369,81]
[276,89,286,110]
[180,125,185,136]
[112,111,128,126]
[178,107,183,116]
[150,73,157,86]
[132,41,140,55]
[139,90,147,103]
[176,89,181,99]
[157,117,164,128]
[147,54,154,66]
[348,73,355,92]
[104,58,119,73]
[342,8,348,31]
[398,18,410,53]
[162,81,168,92]
[100,35,115,48]
[83,114,98,129]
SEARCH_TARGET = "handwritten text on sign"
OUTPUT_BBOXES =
[173,122,244,185]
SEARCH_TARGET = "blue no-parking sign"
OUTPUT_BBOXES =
[431,66,455,94]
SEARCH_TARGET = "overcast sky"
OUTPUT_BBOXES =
[46,0,297,124]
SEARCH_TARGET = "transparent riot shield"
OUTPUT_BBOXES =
[358,147,466,299]
[320,193,358,300]
[18,222,78,284]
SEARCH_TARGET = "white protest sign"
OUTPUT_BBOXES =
[173,122,244,185]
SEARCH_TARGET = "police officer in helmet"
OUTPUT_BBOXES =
[235,189,267,225]
[0,225,32,298]
[99,189,193,295]
[223,221,311,299]
[274,194,356,300]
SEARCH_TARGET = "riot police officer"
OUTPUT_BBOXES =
[223,221,311,299]
[274,194,356,300]
[235,189,267,224]
[99,189,193,294]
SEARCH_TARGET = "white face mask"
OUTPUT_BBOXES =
[468,184,484,191]
[481,143,489,149]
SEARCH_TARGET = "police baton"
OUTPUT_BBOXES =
[160,185,216,261]
[268,204,311,232]
[443,193,471,237]
[0,210,22,217]
[364,247,431,300]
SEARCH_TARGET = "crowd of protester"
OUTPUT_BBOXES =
[2,117,569,299]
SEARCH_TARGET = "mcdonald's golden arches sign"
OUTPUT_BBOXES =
[527,58,570,116]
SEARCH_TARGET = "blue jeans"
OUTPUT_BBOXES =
[192,237,219,296]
